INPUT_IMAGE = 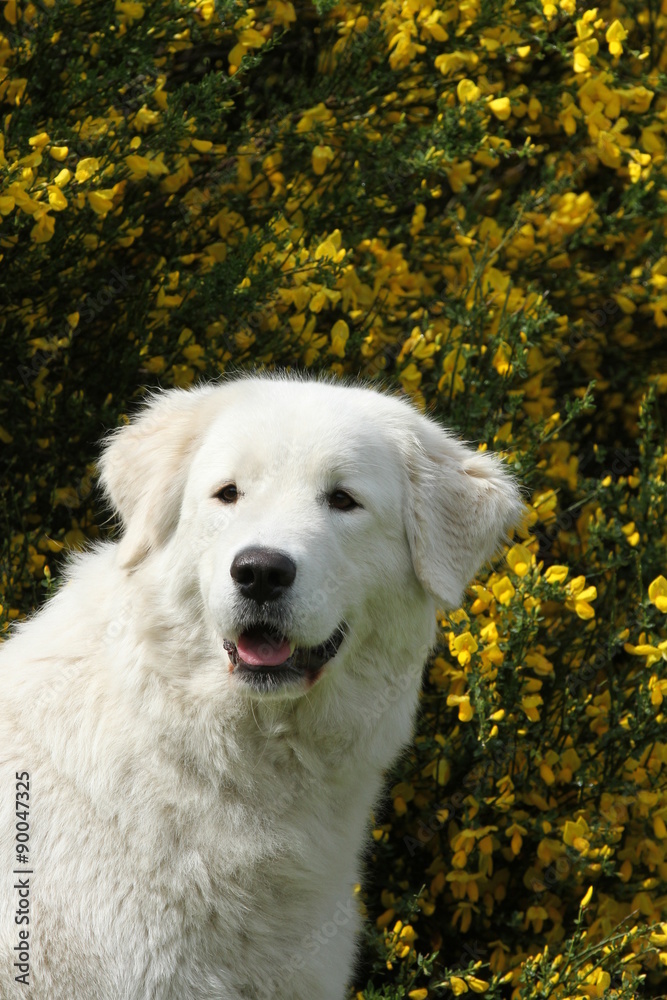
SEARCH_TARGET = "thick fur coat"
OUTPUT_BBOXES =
[0,375,522,999]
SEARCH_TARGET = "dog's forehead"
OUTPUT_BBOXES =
[194,379,410,478]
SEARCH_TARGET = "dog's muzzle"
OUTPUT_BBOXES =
[223,623,346,691]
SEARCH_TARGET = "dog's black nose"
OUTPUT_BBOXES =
[230,548,297,604]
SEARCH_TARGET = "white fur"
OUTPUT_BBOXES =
[0,374,522,999]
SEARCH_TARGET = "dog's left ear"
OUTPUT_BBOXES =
[99,385,221,569]
[404,413,524,609]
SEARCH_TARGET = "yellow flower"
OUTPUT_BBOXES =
[491,576,516,605]
[408,991,428,1000]
[521,694,543,722]
[650,923,667,947]
[449,977,469,995]
[450,631,478,666]
[532,489,558,520]
[621,520,640,546]
[3,0,18,24]
[170,364,195,388]
[125,153,169,180]
[330,319,349,358]
[410,204,426,237]
[376,907,396,929]
[539,762,555,784]
[314,230,345,262]
[75,157,101,183]
[31,213,55,243]
[491,341,512,376]
[565,576,597,619]
[445,159,476,193]
[606,19,628,56]
[525,905,548,932]
[488,97,511,120]
[132,106,160,131]
[47,186,68,211]
[583,967,611,996]
[88,191,114,215]
[648,576,667,612]
[312,144,335,176]
[525,650,553,676]
[447,694,474,722]
[419,10,448,42]
[399,362,422,395]
[143,356,166,375]
[563,816,590,850]
[388,22,426,71]
[457,79,481,104]
[268,0,296,27]
[627,642,667,672]
[228,26,266,70]
[54,168,73,188]
[435,51,478,76]
[436,758,451,785]
[507,821,527,854]
[394,921,417,958]
[296,102,335,134]
[310,287,340,313]
[115,0,145,21]
[506,544,533,577]
[557,92,583,135]
[618,86,654,113]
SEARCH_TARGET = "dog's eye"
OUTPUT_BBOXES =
[215,484,239,504]
[328,489,360,511]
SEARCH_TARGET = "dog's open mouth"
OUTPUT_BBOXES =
[223,624,346,690]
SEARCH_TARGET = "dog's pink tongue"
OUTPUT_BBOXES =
[237,631,292,667]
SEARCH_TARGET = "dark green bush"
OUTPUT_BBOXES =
[2,0,666,995]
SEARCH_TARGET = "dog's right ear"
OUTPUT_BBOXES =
[99,385,220,569]
[403,412,524,609]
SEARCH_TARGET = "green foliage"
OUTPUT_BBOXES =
[1,0,667,996]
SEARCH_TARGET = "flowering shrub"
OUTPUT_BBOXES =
[1,0,667,996]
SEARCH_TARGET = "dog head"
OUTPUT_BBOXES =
[100,374,523,696]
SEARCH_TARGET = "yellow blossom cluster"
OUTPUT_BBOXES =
[1,0,667,997]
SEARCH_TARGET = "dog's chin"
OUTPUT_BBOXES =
[223,623,346,695]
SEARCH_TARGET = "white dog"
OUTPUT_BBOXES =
[0,374,521,999]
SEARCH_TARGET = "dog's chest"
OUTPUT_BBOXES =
[119,754,369,999]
